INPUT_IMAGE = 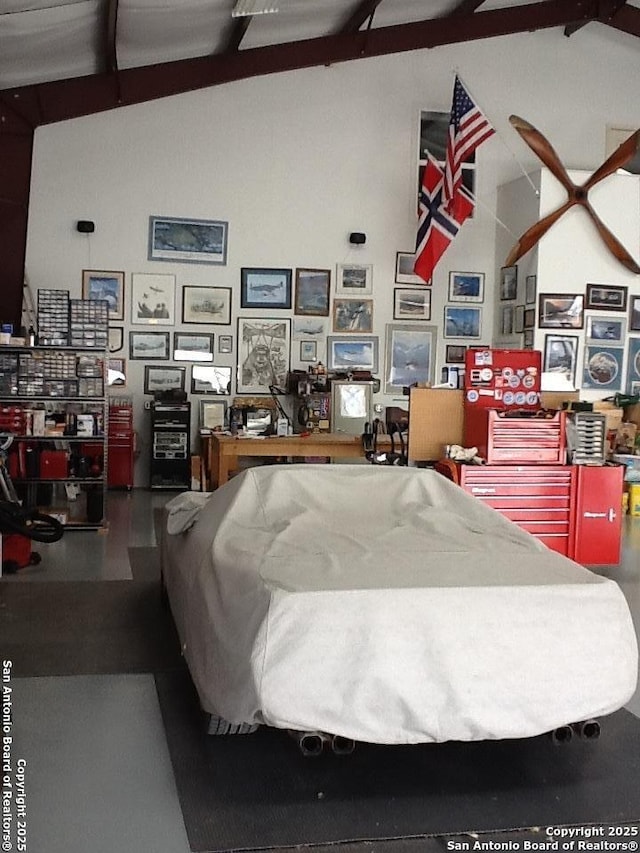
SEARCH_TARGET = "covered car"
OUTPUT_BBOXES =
[161,464,637,745]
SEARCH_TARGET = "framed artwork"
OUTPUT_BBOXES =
[336,263,373,296]
[107,358,126,387]
[585,283,628,312]
[190,365,232,395]
[538,294,584,329]
[393,288,431,320]
[129,331,170,360]
[292,318,327,340]
[630,295,640,332]
[143,364,186,395]
[500,266,517,301]
[82,270,124,321]
[524,307,536,329]
[299,340,317,362]
[514,305,525,334]
[218,335,233,354]
[384,323,437,394]
[525,275,537,305]
[131,273,175,325]
[395,252,423,285]
[199,399,227,431]
[326,336,378,372]
[182,286,232,325]
[173,332,214,361]
[448,271,484,303]
[501,306,514,336]
[443,306,482,338]
[294,268,331,316]
[240,268,292,309]
[445,344,466,364]
[583,345,623,391]
[585,315,625,345]
[148,215,228,265]
[523,329,534,348]
[626,337,640,392]
[332,298,374,333]
[236,318,291,394]
[108,327,124,353]
[543,334,578,388]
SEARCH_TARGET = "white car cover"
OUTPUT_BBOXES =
[161,464,638,745]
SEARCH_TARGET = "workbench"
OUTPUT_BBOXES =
[201,432,391,488]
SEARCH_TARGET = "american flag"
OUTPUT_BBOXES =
[443,75,495,217]
[414,154,474,285]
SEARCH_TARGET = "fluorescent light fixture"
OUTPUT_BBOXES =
[232,0,278,16]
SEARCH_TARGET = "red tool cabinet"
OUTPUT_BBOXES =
[464,408,567,464]
[438,461,623,565]
[107,399,134,489]
[458,464,575,557]
[572,464,623,565]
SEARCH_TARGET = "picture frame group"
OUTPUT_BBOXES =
[143,364,186,395]
[326,336,378,372]
[148,215,228,266]
[393,288,431,320]
[131,273,175,325]
[448,271,484,303]
[236,318,291,394]
[294,268,331,316]
[82,269,125,321]
[336,263,373,296]
[182,286,231,325]
[241,268,292,310]
[384,324,437,394]
[538,294,584,329]
[394,252,423,285]
[543,334,578,388]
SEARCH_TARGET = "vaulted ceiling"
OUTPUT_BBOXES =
[2,0,640,127]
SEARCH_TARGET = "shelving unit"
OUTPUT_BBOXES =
[0,345,108,529]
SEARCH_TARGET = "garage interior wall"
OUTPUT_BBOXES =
[23,25,640,487]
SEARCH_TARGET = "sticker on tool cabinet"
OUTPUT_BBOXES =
[526,391,539,405]
[474,350,492,365]
[515,391,526,405]
[503,391,514,405]
[466,389,479,403]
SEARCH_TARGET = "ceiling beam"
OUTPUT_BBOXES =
[604,1,640,36]
[448,0,487,15]
[4,0,605,127]
[565,0,626,35]
[338,0,385,34]
[220,16,252,52]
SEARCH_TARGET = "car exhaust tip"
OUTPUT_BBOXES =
[572,719,601,740]
[331,735,356,756]
[550,724,573,744]
[288,730,326,757]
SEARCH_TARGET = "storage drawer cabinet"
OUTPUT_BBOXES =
[459,465,575,556]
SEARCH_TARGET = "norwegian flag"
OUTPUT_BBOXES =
[443,75,495,218]
[414,154,474,284]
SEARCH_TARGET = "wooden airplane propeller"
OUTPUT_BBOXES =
[506,115,640,274]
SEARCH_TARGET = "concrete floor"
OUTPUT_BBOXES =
[3,488,640,852]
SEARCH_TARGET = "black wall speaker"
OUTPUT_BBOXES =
[349,232,366,245]
[76,220,95,233]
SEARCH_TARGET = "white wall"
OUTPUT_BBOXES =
[24,24,640,484]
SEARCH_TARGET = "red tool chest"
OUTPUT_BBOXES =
[572,464,623,565]
[107,398,134,489]
[458,464,575,557]
[464,408,567,465]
